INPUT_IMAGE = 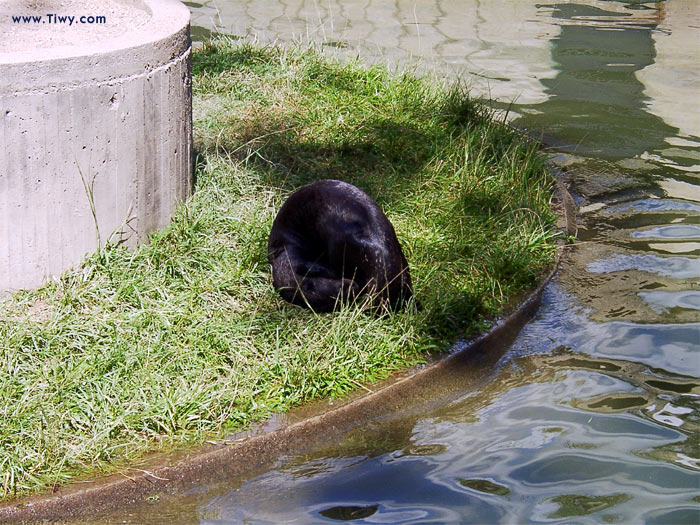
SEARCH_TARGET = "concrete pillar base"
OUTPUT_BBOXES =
[0,0,193,292]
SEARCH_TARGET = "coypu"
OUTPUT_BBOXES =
[268,180,414,312]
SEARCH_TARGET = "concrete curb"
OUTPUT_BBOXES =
[0,184,576,524]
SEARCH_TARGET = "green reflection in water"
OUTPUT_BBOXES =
[513,3,678,159]
[548,493,631,519]
[457,478,511,496]
[402,443,447,457]
[586,394,649,411]
[318,504,379,521]
[645,378,699,394]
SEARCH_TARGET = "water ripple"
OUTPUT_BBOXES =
[586,254,700,279]
[631,225,700,239]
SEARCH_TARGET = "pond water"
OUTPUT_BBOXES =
[100,1,699,523]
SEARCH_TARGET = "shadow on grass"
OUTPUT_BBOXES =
[193,41,495,207]
[209,114,440,211]
[193,41,556,338]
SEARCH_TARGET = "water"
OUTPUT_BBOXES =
[105,1,700,522]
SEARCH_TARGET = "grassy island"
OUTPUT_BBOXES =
[0,40,558,499]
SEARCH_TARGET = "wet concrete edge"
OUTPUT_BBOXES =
[0,182,577,524]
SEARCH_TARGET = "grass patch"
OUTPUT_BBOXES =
[0,39,558,499]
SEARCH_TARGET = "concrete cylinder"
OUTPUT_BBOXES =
[0,0,192,292]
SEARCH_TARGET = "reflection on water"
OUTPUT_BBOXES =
[637,1,700,140]
[189,0,565,103]
[639,290,700,314]
[97,0,700,523]
[512,2,679,159]
[184,351,698,524]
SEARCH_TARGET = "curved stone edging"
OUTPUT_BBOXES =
[0,183,576,524]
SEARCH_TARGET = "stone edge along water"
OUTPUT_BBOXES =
[0,176,577,522]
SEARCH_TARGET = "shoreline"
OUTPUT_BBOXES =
[0,41,564,515]
[0,179,575,522]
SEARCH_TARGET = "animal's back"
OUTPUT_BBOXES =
[268,180,413,312]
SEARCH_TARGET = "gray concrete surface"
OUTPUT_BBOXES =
[0,0,193,292]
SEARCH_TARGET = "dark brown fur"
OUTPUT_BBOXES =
[268,180,414,312]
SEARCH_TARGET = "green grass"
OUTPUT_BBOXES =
[0,39,558,499]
